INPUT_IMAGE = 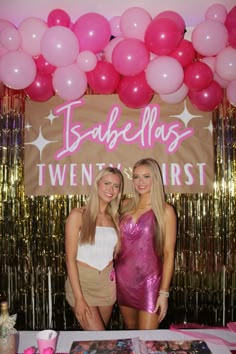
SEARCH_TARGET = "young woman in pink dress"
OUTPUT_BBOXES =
[115,158,177,329]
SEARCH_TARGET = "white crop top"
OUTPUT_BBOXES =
[76,226,118,271]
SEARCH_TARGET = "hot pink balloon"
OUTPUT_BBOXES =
[184,62,213,91]
[41,26,79,67]
[120,7,152,41]
[118,71,154,109]
[76,50,97,72]
[145,56,184,94]
[228,27,236,49]
[160,83,188,104]
[0,24,21,51]
[18,17,48,57]
[109,16,122,37]
[154,10,185,33]
[87,61,120,94]
[188,80,223,112]
[145,18,183,56]
[170,39,196,68]
[225,5,236,32]
[226,79,236,106]
[0,50,36,89]
[215,46,236,81]
[112,38,150,76]
[52,63,87,101]
[205,4,227,23]
[191,20,228,56]
[47,9,71,27]
[35,54,56,74]
[25,72,54,102]
[72,13,111,53]
[103,37,123,63]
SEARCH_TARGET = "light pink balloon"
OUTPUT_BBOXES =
[205,4,227,23]
[0,50,36,89]
[52,63,87,101]
[160,83,188,104]
[201,56,216,73]
[0,25,21,51]
[109,16,122,37]
[120,7,152,41]
[215,46,236,81]
[214,72,229,88]
[76,50,97,72]
[0,19,13,32]
[0,42,8,57]
[18,17,48,57]
[145,56,184,94]
[41,26,79,67]
[103,37,124,63]
[226,79,236,106]
[192,20,228,56]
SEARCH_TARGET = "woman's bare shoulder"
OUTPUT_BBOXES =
[67,207,85,222]
[164,202,177,219]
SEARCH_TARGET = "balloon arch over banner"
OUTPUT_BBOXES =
[0,4,236,112]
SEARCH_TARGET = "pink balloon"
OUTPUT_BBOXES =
[0,19,13,32]
[52,63,87,101]
[120,7,152,41]
[118,71,154,109]
[87,61,120,94]
[103,37,124,63]
[160,83,188,104]
[215,46,236,81]
[201,56,215,73]
[226,79,236,106]
[47,9,70,27]
[154,11,185,33]
[41,26,79,67]
[35,54,56,74]
[25,72,54,102]
[0,24,21,51]
[225,5,236,32]
[145,56,184,94]
[184,62,213,91]
[205,4,227,23]
[72,13,111,53]
[18,17,48,57]
[170,39,196,67]
[112,38,150,76]
[214,72,229,88]
[228,27,236,49]
[188,80,223,112]
[145,18,183,56]
[76,50,97,72]
[0,42,8,57]
[0,50,36,89]
[109,16,122,37]
[191,20,228,56]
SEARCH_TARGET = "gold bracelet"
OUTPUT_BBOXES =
[159,290,169,298]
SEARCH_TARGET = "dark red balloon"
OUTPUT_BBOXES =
[47,9,71,27]
[170,39,196,67]
[184,62,213,91]
[118,72,154,109]
[188,80,224,112]
[35,55,56,75]
[25,72,54,102]
[87,61,120,94]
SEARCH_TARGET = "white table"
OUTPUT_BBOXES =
[17,329,236,353]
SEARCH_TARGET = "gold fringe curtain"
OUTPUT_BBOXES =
[0,85,235,330]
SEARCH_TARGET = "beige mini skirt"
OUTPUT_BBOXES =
[65,262,116,307]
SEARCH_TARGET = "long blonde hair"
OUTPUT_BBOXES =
[79,167,124,252]
[124,158,166,254]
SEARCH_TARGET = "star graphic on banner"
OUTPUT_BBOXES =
[204,120,213,135]
[25,122,32,131]
[45,109,60,124]
[170,100,203,127]
[25,126,58,161]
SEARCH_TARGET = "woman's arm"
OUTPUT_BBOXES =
[65,208,91,326]
[155,203,177,321]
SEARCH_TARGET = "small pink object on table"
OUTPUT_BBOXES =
[24,348,36,354]
[43,348,54,354]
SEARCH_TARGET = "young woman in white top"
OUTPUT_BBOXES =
[65,167,124,330]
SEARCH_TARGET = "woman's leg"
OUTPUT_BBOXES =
[138,310,159,330]
[75,306,105,330]
[119,305,138,329]
[98,305,113,327]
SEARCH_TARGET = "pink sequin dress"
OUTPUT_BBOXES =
[115,209,162,313]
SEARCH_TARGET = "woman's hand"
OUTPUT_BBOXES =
[74,297,92,329]
[155,295,168,323]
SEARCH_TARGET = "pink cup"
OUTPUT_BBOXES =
[36,330,58,354]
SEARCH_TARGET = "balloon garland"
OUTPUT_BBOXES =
[0,4,235,111]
